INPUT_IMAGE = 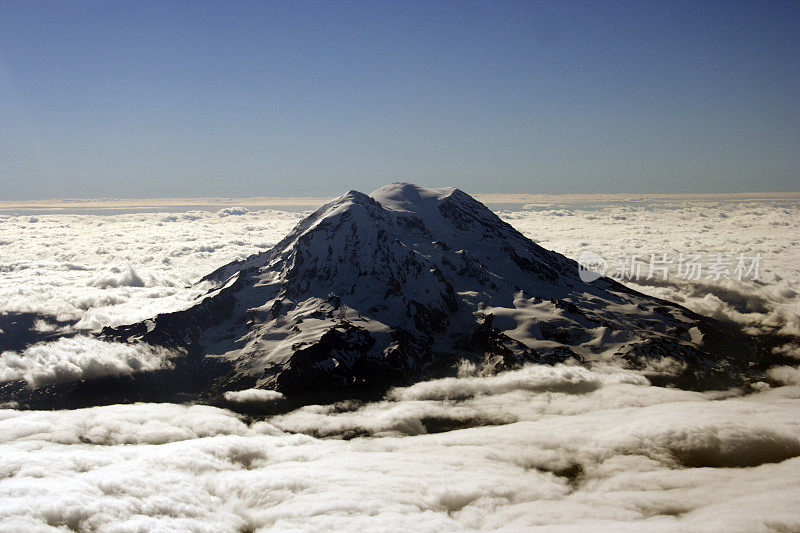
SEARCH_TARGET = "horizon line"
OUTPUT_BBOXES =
[2,191,800,211]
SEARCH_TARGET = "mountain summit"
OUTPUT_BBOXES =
[4,184,760,407]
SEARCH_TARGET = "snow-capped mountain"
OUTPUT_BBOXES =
[94,183,756,399]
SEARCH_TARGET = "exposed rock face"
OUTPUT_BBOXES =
[3,183,763,407]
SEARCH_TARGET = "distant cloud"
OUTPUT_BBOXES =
[0,209,303,339]
[217,207,251,217]
[500,198,800,336]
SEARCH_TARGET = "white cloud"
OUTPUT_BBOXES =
[89,264,146,288]
[388,363,645,402]
[223,388,285,404]
[217,206,251,217]
[773,343,800,360]
[0,336,175,387]
[768,365,800,386]
[499,199,800,335]
[0,369,797,531]
[0,209,304,334]
[31,319,57,333]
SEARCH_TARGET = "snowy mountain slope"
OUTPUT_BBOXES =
[94,183,758,398]
[0,184,765,407]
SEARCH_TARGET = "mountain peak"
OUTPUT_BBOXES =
[91,183,759,403]
[323,189,381,213]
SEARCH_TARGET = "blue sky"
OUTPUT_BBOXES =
[1,0,798,199]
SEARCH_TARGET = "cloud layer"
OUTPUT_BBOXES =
[0,367,798,531]
[0,208,303,337]
[499,199,800,336]
[0,197,798,530]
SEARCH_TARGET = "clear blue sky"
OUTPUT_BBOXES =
[1,0,798,199]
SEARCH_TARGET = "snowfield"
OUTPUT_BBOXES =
[0,194,799,531]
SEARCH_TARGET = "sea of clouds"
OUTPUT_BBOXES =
[501,199,800,338]
[0,197,799,531]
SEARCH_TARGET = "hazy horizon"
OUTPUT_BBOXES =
[2,189,800,214]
